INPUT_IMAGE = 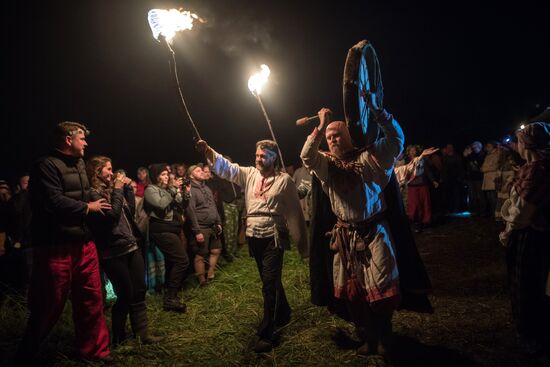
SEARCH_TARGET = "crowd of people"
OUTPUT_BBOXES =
[0,104,549,363]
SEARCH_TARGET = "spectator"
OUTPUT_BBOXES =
[87,156,161,345]
[500,121,550,357]
[203,165,233,262]
[0,180,11,258]
[494,146,517,221]
[185,164,223,286]
[481,141,502,218]
[7,173,33,293]
[135,167,150,198]
[0,180,13,295]
[174,163,187,179]
[402,145,439,232]
[16,121,112,364]
[144,164,190,313]
[463,141,485,215]
[215,156,243,258]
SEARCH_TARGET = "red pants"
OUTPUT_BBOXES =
[17,241,110,361]
[407,185,432,225]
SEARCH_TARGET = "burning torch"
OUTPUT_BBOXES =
[147,8,206,141]
[248,64,287,172]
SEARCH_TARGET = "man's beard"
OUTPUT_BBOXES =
[71,147,85,157]
[329,144,345,159]
[256,162,273,173]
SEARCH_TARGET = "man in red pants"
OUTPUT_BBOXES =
[16,122,113,364]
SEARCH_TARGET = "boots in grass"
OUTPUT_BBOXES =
[163,288,187,313]
[356,326,379,356]
[376,315,395,361]
[129,302,163,344]
[111,311,130,346]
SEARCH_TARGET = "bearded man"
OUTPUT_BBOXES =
[196,138,307,353]
[300,99,404,358]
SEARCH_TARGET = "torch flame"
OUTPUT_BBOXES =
[248,64,271,95]
[147,8,205,43]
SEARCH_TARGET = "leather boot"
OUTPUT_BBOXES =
[163,288,187,313]
[111,305,129,346]
[129,302,163,344]
[376,315,394,360]
[356,326,378,356]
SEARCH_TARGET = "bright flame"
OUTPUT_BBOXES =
[520,124,526,130]
[147,9,205,43]
[248,64,271,95]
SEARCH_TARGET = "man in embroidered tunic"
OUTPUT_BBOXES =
[300,102,404,356]
[196,139,307,353]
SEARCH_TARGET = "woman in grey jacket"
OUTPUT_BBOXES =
[144,164,190,313]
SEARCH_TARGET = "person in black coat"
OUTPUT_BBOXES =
[87,155,161,345]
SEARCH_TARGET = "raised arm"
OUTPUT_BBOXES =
[196,140,252,188]
[367,112,405,171]
[300,108,330,184]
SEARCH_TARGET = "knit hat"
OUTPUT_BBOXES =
[148,163,168,184]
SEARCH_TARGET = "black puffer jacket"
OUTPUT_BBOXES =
[30,150,91,247]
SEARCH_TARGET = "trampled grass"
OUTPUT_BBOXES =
[1,248,380,366]
[0,218,529,366]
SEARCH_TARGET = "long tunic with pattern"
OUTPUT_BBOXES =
[300,116,405,304]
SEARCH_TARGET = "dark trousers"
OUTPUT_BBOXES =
[507,228,550,352]
[16,242,110,361]
[481,190,497,217]
[248,237,291,341]
[466,179,483,214]
[150,231,189,290]
[101,249,146,339]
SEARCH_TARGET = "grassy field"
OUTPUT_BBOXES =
[0,217,532,366]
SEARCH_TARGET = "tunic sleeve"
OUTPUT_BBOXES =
[208,150,253,188]
[300,127,329,188]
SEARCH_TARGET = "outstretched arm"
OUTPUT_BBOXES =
[196,140,251,187]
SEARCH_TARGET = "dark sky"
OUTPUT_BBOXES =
[4,0,549,183]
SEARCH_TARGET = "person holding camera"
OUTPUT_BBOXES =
[144,164,190,313]
[86,156,161,345]
[185,164,223,286]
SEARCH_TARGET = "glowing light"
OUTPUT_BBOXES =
[520,124,526,130]
[147,9,205,43]
[248,64,271,95]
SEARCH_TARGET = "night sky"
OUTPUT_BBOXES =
[4,0,549,183]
